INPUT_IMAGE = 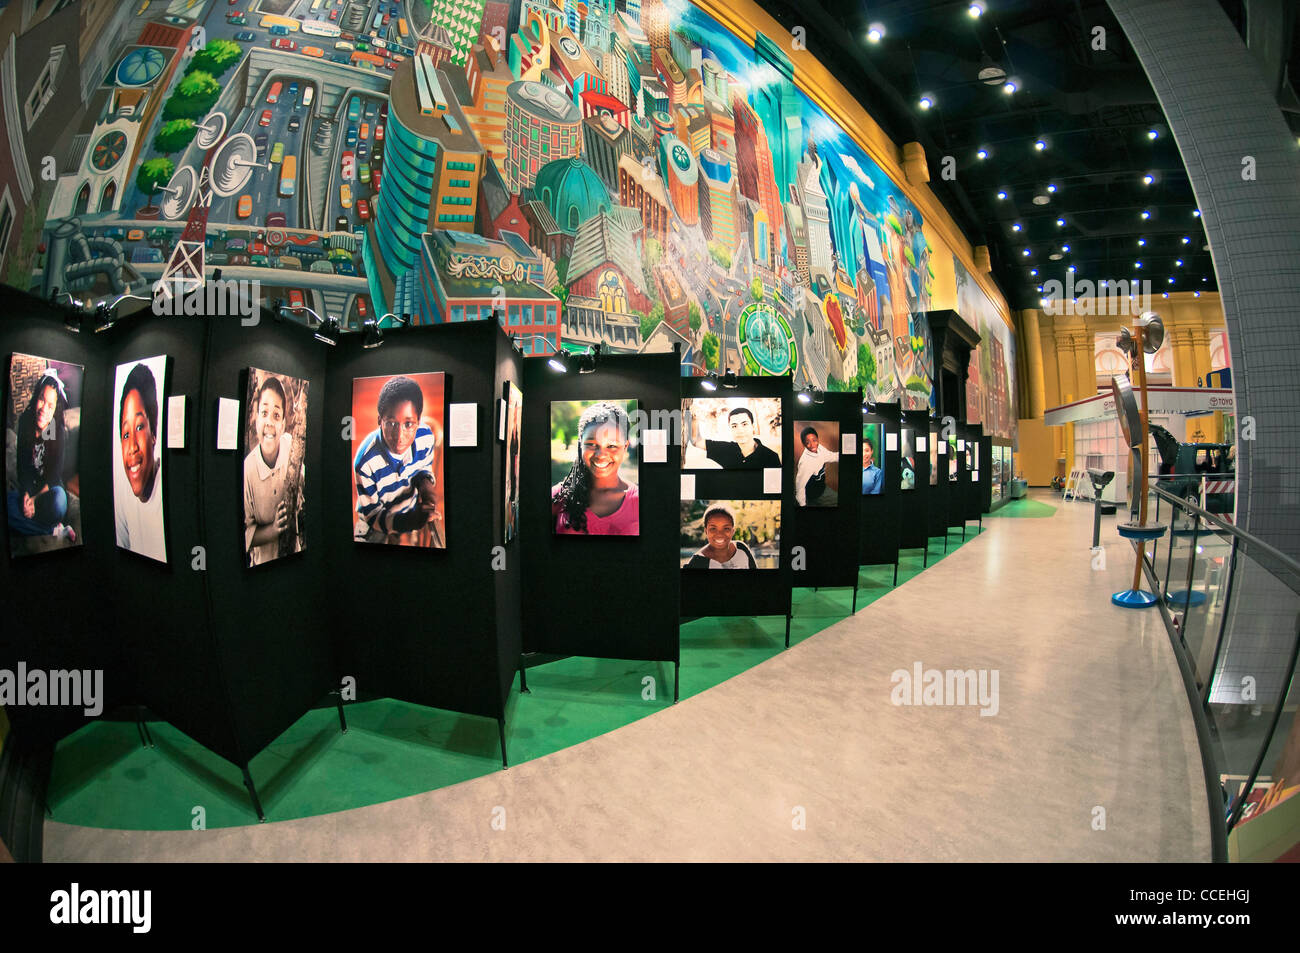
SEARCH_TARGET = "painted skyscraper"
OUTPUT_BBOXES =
[752,33,802,208]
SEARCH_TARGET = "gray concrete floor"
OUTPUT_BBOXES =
[45,491,1212,861]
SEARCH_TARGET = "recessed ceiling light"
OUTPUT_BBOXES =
[1141,210,1151,219]
[1067,265,1076,273]
[1193,209,1201,217]
[1056,218,1065,226]
[1034,139,1046,151]
[1138,238,1146,246]
[1202,276,1208,282]
[1148,129,1159,140]
[1032,194,1050,205]
[996,190,1007,200]
[1022,248,1031,256]
[968,2,986,18]
[1135,261,1143,268]
[1181,236,1190,244]
[1046,184,1057,193]
[1012,223,1022,231]
[1168,277,1174,283]
[1176,259,1183,267]
[1194,291,1201,297]
[1162,292,1169,298]
[919,96,933,110]
[1002,80,1018,95]
[976,148,988,160]
[1061,245,1070,253]
[1030,269,1038,276]
[1049,253,1063,261]
[867,24,885,42]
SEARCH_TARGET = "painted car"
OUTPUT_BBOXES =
[272,38,297,51]
[357,199,369,221]
[259,109,272,127]
[341,150,355,179]
[270,141,285,164]
[340,183,353,208]
[237,195,252,218]
[301,46,324,58]
[126,228,145,242]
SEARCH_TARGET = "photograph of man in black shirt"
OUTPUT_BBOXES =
[685,402,781,470]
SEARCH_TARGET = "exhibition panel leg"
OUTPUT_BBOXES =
[241,765,266,824]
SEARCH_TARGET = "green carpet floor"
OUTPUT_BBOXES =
[987,498,1058,518]
[47,528,980,831]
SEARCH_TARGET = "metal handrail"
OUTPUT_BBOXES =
[1151,485,1300,581]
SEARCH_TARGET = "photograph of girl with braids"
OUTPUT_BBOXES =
[351,372,445,549]
[113,355,168,563]
[243,367,309,567]
[550,398,639,536]
[6,353,84,557]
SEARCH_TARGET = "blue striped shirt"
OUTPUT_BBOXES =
[353,424,436,538]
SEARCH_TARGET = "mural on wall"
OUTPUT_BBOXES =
[2,0,935,408]
[954,256,1017,446]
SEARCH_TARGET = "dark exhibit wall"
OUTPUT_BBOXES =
[201,319,334,763]
[521,352,681,664]
[860,403,901,569]
[0,299,122,745]
[492,333,524,710]
[324,321,519,721]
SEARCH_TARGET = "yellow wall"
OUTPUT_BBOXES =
[1016,292,1228,483]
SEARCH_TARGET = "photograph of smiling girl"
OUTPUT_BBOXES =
[681,397,782,470]
[6,353,84,557]
[243,368,308,567]
[680,500,781,569]
[550,399,639,536]
[351,372,445,549]
[112,355,167,563]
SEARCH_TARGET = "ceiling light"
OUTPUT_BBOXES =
[1061,244,1070,252]
[1030,269,1038,276]
[1034,139,1046,151]
[1023,248,1031,256]
[1011,222,1021,231]
[1032,194,1050,205]
[1143,174,1154,185]
[968,2,986,17]
[1176,259,1183,267]
[1003,80,1018,94]
[1193,209,1201,217]
[1167,277,1174,284]
[1135,261,1143,268]
[1181,236,1190,244]
[1141,210,1151,219]
[867,23,885,42]
[1162,292,1169,298]
[1049,253,1062,261]
[1046,184,1057,193]
[1138,238,1146,246]
[1067,265,1076,273]
[996,190,1007,200]
[976,148,988,160]
[1194,291,1201,297]
[1056,218,1065,226]
[919,96,934,110]
[1147,129,1159,140]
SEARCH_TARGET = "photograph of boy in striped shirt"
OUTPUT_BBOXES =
[351,373,445,548]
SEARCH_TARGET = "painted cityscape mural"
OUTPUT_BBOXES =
[956,256,1017,446]
[0,0,940,408]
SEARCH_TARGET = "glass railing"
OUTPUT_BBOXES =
[1145,483,1300,863]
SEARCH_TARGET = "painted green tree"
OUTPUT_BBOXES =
[153,118,197,154]
[707,241,732,269]
[853,343,877,393]
[136,158,175,204]
[751,277,763,302]
[162,70,220,120]
[645,237,662,267]
[702,332,720,370]
[688,301,702,333]
[186,40,242,78]
[640,301,664,340]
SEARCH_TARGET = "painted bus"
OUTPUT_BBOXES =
[301,18,342,38]
[280,155,297,197]
[371,11,383,32]
[259,14,300,32]
[351,51,384,68]
[397,18,409,40]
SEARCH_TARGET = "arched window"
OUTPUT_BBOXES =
[568,205,578,231]
[74,182,91,215]
[99,180,117,212]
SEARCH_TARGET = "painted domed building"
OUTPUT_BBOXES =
[523,156,614,262]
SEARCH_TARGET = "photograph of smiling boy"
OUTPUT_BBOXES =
[351,372,445,549]
[792,420,839,507]
[243,368,308,567]
[550,398,639,536]
[680,499,781,569]
[861,423,884,496]
[112,355,168,563]
[6,353,84,557]
[681,397,782,470]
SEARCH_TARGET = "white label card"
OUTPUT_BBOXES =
[938,441,947,455]
[167,395,186,448]
[841,433,856,455]
[886,432,898,452]
[216,398,239,451]
[643,429,667,463]
[763,467,781,494]
[680,474,696,501]
[449,403,477,447]
[497,399,506,441]
[957,439,965,451]
[917,436,928,452]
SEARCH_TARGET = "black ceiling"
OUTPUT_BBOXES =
[752,0,1300,312]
